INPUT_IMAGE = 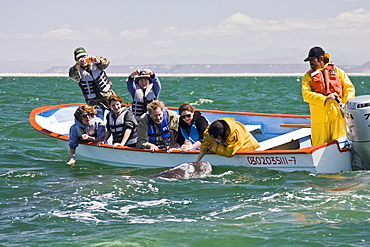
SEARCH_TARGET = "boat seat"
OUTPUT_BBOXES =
[245,124,262,133]
[255,128,311,151]
[35,114,74,136]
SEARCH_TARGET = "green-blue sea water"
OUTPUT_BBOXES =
[1,75,370,246]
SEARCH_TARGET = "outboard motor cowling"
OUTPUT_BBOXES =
[346,95,370,170]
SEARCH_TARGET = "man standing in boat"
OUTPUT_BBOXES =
[302,46,355,146]
[69,47,115,119]
[136,101,178,152]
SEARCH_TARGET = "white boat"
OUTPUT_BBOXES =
[30,101,364,174]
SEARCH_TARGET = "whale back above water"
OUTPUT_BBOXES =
[148,161,212,179]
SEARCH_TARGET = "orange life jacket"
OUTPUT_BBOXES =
[310,64,343,98]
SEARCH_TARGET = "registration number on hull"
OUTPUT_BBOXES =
[246,156,297,165]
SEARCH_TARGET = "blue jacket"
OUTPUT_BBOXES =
[68,117,106,149]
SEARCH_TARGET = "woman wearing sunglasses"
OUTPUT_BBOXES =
[170,104,209,152]
[67,105,106,165]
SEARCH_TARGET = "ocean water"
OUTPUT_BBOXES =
[1,75,370,246]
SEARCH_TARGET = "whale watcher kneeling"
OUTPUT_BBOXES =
[196,118,260,162]
[169,103,209,153]
[136,101,179,152]
[67,105,106,166]
[97,94,138,148]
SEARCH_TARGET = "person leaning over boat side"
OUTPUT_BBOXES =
[67,105,106,165]
[127,69,161,122]
[169,103,209,152]
[195,118,260,161]
[136,101,179,152]
[302,46,355,146]
[69,47,115,119]
[97,94,138,148]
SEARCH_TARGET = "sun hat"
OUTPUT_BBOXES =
[304,46,325,62]
[134,71,152,83]
[74,47,88,59]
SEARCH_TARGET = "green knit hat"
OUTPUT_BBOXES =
[74,47,87,59]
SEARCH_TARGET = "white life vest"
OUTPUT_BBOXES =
[132,83,158,120]
[78,64,112,106]
[107,109,137,145]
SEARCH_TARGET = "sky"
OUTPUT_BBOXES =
[1,0,370,66]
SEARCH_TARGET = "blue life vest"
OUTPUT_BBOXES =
[180,122,200,150]
[147,108,171,148]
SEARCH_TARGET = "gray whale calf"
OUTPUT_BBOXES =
[148,161,212,179]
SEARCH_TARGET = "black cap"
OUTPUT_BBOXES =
[209,120,224,138]
[304,46,325,62]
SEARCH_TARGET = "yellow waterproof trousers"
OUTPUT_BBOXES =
[311,118,346,146]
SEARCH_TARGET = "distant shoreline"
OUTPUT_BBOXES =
[0,72,369,77]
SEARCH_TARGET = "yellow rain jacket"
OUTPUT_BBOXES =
[302,63,355,145]
[200,118,260,158]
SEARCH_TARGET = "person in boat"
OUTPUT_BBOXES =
[69,47,115,119]
[195,118,260,161]
[169,103,209,152]
[136,100,179,152]
[98,94,138,148]
[127,69,161,122]
[302,46,355,146]
[67,105,106,165]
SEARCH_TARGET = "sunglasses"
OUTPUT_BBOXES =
[180,114,192,119]
[81,113,93,118]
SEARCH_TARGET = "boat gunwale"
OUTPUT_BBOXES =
[29,103,348,156]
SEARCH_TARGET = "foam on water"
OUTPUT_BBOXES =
[2,76,370,246]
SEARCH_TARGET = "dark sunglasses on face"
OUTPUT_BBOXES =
[180,114,192,119]
[81,113,93,118]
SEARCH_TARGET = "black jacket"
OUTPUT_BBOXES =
[176,111,209,145]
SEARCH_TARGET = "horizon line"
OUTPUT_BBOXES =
[1,72,370,77]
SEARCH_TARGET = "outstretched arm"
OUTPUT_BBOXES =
[195,143,214,162]
[67,148,76,165]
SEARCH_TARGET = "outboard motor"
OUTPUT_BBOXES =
[346,95,370,170]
